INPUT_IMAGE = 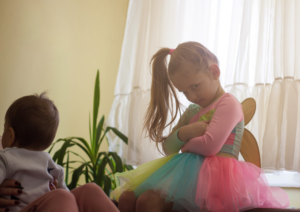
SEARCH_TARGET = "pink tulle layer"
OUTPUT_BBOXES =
[197,156,289,212]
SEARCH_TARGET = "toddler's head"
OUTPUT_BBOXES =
[2,93,59,151]
[145,41,223,146]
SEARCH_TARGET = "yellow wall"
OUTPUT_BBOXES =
[0,0,129,153]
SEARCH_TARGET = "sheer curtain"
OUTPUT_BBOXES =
[107,0,300,170]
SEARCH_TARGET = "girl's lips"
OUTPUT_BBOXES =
[197,99,205,105]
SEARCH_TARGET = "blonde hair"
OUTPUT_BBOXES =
[144,41,219,152]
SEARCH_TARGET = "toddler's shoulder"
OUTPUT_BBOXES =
[0,147,18,158]
[42,152,64,169]
[1,148,53,163]
[0,147,13,153]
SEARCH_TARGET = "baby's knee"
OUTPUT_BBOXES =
[118,191,136,212]
[81,182,99,191]
[49,189,75,202]
[119,191,136,203]
[71,182,104,200]
[51,189,71,196]
[136,190,160,212]
[74,182,100,194]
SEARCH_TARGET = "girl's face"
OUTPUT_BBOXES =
[170,63,222,108]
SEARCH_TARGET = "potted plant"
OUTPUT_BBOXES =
[49,70,132,196]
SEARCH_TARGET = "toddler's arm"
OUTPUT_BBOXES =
[0,155,7,185]
[163,104,200,155]
[57,165,69,191]
[181,95,243,156]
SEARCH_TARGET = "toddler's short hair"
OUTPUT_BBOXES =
[5,93,59,150]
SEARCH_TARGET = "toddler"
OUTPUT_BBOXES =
[0,93,68,212]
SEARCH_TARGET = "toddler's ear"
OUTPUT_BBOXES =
[210,64,220,79]
[8,127,16,147]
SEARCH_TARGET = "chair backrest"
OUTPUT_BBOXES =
[240,98,261,168]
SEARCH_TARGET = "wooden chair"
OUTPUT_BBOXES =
[240,98,261,168]
[241,98,299,212]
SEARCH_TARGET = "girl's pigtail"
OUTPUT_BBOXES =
[144,48,181,153]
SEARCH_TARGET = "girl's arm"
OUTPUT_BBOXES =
[162,104,200,155]
[178,121,209,142]
[181,95,243,156]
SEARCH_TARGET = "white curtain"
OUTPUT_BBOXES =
[107,0,300,170]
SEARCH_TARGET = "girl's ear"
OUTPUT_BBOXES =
[210,64,220,79]
[8,127,16,147]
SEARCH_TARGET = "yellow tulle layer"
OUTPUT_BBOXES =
[112,153,177,201]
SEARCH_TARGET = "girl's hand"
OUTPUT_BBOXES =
[189,121,209,137]
[0,180,22,211]
[178,121,209,142]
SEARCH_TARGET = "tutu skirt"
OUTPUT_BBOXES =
[113,153,289,212]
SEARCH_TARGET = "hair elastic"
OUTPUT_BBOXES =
[169,49,174,55]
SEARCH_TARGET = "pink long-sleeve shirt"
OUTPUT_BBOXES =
[163,93,244,158]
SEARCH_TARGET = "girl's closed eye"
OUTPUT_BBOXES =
[192,84,200,89]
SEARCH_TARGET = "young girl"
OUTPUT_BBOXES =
[112,42,289,212]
